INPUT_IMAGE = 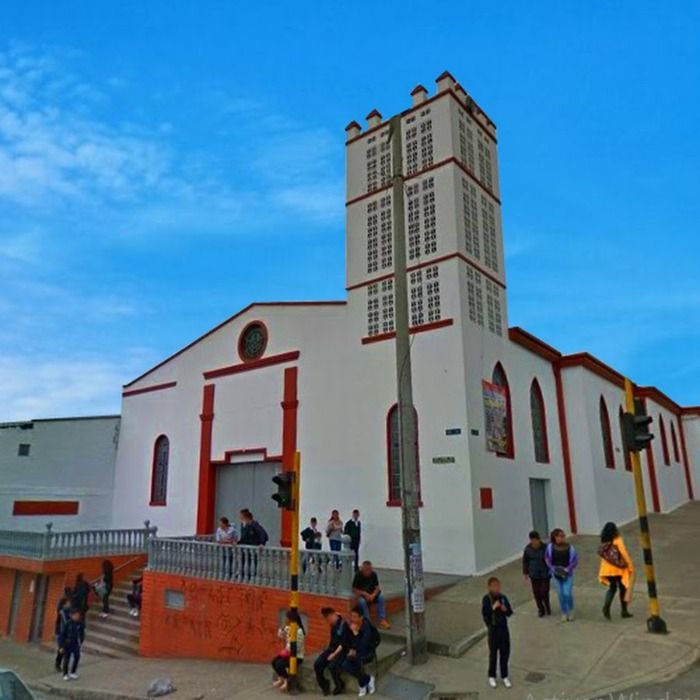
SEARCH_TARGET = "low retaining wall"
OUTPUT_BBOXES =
[139,570,352,663]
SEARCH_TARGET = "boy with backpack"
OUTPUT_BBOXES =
[58,608,85,680]
[342,606,379,696]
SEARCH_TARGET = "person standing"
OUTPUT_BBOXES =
[301,517,322,550]
[598,521,634,619]
[481,576,513,689]
[522,530,551,617]
[326,510,344,553]
[271,610,306,693]
[238,508,269,546]
[98,560,114,618]
[314,607,353,696]
[59,609,85,681]
[70,573,91,624]
[344,509,362,572]
[54,597,71,672]
[216,516,238,579]
[545,528,579,622]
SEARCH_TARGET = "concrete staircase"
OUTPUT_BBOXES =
[83,571,142,658]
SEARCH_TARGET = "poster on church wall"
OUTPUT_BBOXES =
[482,380,508,453]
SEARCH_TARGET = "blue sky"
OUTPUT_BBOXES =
[1,2,698,419]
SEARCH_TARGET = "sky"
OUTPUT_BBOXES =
[1,1,699,420]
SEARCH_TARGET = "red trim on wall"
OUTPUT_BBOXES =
[682,406,700,416]
[124,302,344,388]
[345,156,501,208]
[196,384,216,534]
[280,367,299,546]
[122,381,177,397]
[362,318,454,345]
[204,351,300,380]
[619,406,633,472]
[237,320,269,363]
[348,253,505,293]
[211,447,281,466]
[553,364,578,533]
[636,386,682,416]
[509,327,561,363]
[12,501,79,516]
[560,353,626,389]
[479,488,493,510]
[670,422,681,463]
[678,419,696,500]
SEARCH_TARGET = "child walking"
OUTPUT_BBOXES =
[481,576,513,689]
[58,609,85,681]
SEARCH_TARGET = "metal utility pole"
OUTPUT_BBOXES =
[623,378,668,634]
[388,114,428,664]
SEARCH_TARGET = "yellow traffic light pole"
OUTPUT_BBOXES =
[624,378,667,634]
[287,450,301,693]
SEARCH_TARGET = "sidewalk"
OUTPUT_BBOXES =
[3,502,699,700]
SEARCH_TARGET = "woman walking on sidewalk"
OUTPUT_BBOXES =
[598,522,634,619]
[545,528,578,621]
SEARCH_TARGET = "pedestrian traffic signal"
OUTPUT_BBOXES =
[622,400,654,453]
[272,472,295,510]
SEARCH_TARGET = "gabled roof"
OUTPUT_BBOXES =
[123,301,346,388]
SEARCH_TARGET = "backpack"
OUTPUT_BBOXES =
[253,521,269,546]
[598,542,628,569]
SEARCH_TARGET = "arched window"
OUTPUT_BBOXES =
[492,363,514,458]
[599,397,615,469]
[619,406,632,472]
[150,435,170,505]
[387,404,420,506]
[530,379,549,463]
[670,422,680,463]
[659,416,670,466]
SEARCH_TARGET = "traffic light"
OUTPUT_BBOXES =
[622,399,654,453]
[272,472,295,510]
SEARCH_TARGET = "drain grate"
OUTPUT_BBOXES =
[429,693,479,700]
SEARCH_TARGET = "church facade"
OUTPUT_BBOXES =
[111,72,700,575]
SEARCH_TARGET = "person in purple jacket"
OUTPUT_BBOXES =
[545,528,579,621]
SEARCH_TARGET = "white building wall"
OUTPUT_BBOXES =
[0,417,119,531]
[682,415,700,493]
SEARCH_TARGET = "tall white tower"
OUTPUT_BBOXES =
[344,71,507,345]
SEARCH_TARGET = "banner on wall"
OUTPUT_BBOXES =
[482,380,508,453]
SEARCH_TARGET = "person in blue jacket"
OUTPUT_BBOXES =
[58,609,85,681]
[481,576,513,689]
[342,606,378,697]
[54,597,71,672]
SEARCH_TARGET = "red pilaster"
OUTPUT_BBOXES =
[196,384,216,534]
[678,419,696,501]
[553,364,578,533]
[280,366,299,547]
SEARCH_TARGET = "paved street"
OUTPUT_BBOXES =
[2,503,700,700]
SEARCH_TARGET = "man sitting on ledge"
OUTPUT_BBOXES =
[352,561,391,629]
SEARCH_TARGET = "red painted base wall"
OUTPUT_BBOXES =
[140,571,352,663]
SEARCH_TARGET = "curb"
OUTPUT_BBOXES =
[448,628,488,658]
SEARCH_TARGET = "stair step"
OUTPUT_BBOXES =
[86,620,140,643]
[87,610,140,629]
[84,629,139,656]
[81,639,133,659]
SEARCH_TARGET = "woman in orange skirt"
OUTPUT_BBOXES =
[598,522,634,619]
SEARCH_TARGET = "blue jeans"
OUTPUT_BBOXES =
[553,576,574,615]
[357,592,386,622]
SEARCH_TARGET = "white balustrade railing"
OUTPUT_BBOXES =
[0,522,158,560]
[147,537,355,597]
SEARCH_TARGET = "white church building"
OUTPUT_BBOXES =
[110,72,700,576]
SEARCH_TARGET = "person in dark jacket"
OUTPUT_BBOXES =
[522,530,551,617]
[238,509,269,546]
[127,576,143,617]
[301,517,322,550]
[58,609,85,680]
[344,509,362,572]
[70,573,91,623]
[99,559,114,618]
[54,597,71,672]
[341,606,377,697]
[481,576,513,689]
[314,607,353,696]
